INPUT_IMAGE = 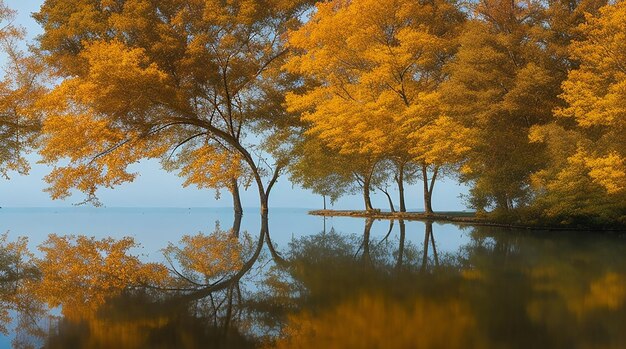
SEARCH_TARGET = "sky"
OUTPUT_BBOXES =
[0,0,470,210]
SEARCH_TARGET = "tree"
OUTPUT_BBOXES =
[34,0,311,213]
[529,0,626,225]
[285,0,465,214]
[288,134,355,209]
[404,92,474,213]
[0,1,44,180]
[442,0,568,215]
[163,139,250,215]
[288,125,386,211]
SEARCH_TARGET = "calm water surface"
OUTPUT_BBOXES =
[0,208,624,348]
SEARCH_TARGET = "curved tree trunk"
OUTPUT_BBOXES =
[253,165,280,216]
[379,187,396,212]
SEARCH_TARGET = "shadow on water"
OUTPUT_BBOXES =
[0,218,625,348]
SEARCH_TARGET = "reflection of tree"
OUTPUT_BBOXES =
[23,218,267,348]
[0,221,624,348]
[265,223,626,349]
[162,224,253,287]
[0,234,46,348]
[454,226,626,349]
[420,221,439,271]
[43,290,257,349]
[356,219,373,264]
[273,295,483,349]
[35,235,169,320]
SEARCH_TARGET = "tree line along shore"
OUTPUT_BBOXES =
[0,0,624,228]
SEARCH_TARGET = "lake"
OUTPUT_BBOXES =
[0,208,625,348]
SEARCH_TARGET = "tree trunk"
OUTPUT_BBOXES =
[422,165,433,215]
[231,178,243,215]
[232,212,242,238]
[323,195,327,210]
[397,164,406,213]
[421,165,438,215]
[381,188,396,212]
[421,221,432,272]
[363,175,374,211]
[361,219,373,263]
[260,194,269,216]
[424,191,433,215]
[396,220,405,270]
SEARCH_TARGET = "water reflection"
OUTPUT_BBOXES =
[0,219,624,348]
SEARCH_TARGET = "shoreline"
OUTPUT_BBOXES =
[309,210,626,232]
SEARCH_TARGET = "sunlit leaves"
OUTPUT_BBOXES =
[34,0,311,207]
[285,0,463,210]
[286,0,462,162]
[555,1,626,193]
[527,1,626,224]
[171,143,247,194]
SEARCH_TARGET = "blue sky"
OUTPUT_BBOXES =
[0,1,470,210]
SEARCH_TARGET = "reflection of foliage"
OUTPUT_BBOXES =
[0,234,39,335]
[0,221,624,348]
[264,223,626,349]
[45,291,257,349]
[35,235,168,320]
[274,295,483,349]
[163,226,255,287]
[454,225,626,348]
[0,234,47,349]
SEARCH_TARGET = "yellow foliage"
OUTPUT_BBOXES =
[272,295,483,349]
[34,0,305,206]
[551,1,626,197]
[0,1,45,178]
[163,228,250,284]
[585,153,625,194]
[176,144,245,192]
[35,235,168,320]
[285,0,463,167]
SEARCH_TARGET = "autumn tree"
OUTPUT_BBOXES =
[529,0,626,225]
[34,0,311,214]
[285,0,466,214]
[0,1,45,179]
[163,139,250,215]
[440,0,602,216]
[288,134,355,209]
